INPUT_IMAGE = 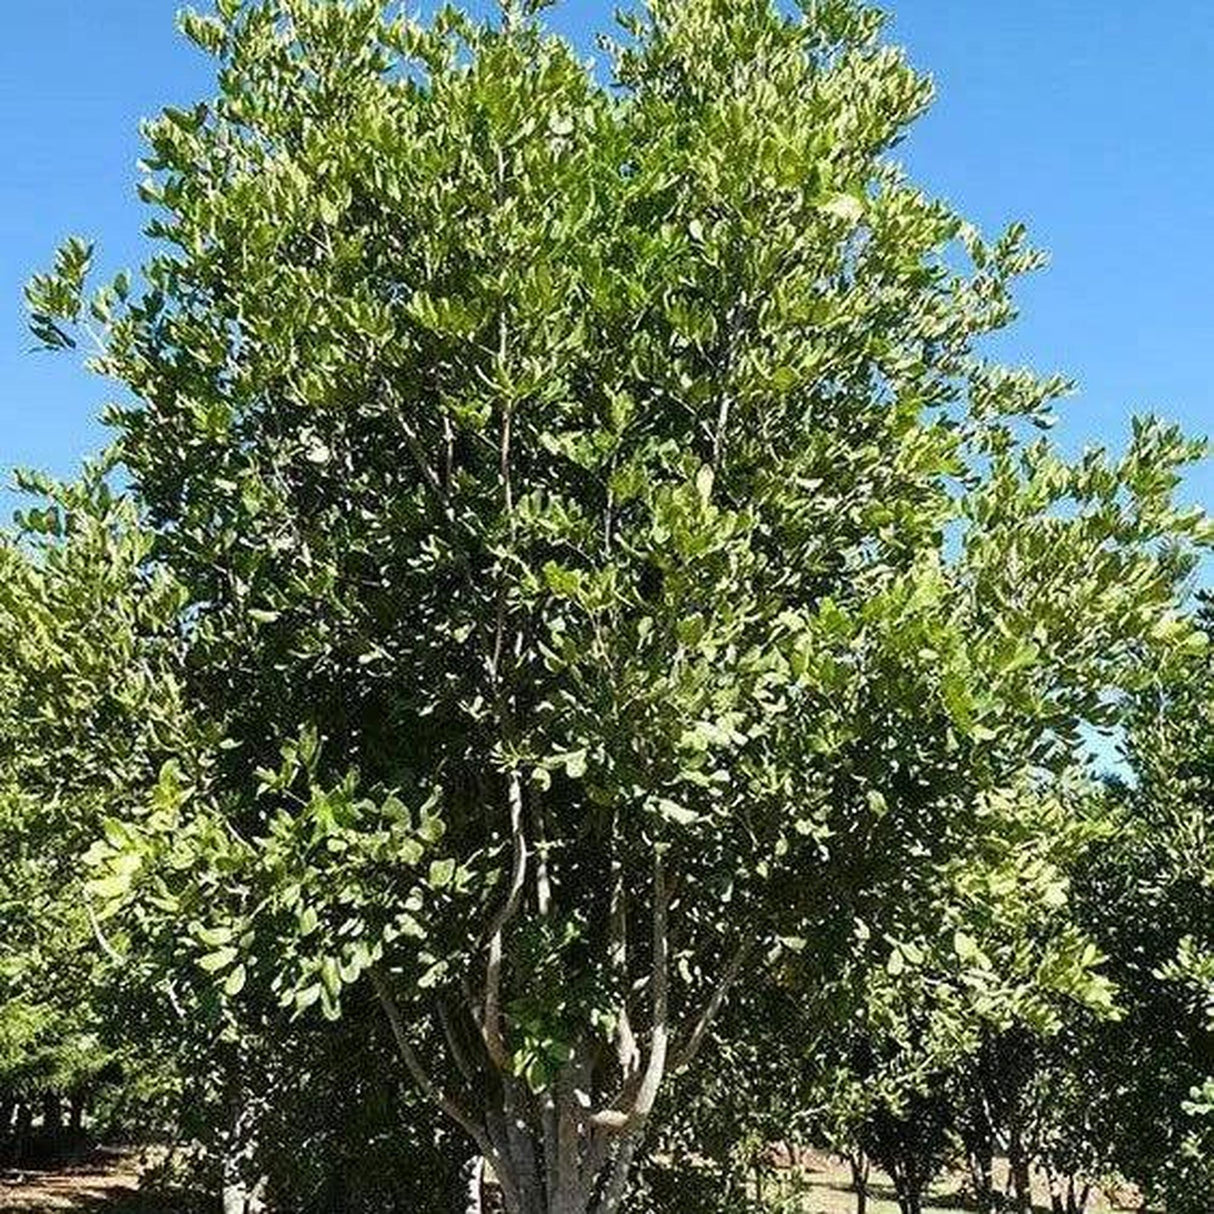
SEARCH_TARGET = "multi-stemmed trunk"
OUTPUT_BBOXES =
[371,941,672,1214]
[1046,1168,1091,1214]
[369,780,750,1214]
[220,1073,268,1214]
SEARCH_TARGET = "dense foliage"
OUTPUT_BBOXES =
[4,2,1212,1212]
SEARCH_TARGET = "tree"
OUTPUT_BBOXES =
[0,468,191,1165]
[28,2,1211,1211]
[1067,601,1214,1214]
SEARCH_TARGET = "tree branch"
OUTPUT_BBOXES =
[394,408,451,512]
[368,967,490,1155]
[85,897,128,967]
[671,939,754,1073]
[483,769,527,1069]
[438,996,481,1086]
[534,788,552,920]
[609,850,640,1080]
[590,850,670,1134]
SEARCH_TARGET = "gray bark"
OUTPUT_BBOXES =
[464,1156,485,1214]
[221,1095,268,1214]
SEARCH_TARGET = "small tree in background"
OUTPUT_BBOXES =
[1070,603,1214,1214]
[23,1,1213,1211]
[0,470,191,1165]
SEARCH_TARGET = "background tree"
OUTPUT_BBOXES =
[1066,601,1214,1214]
[0,468,191,1166]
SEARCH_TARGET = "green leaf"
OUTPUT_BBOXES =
[655,798,699,826]
[954,931,980,962]
[199,946,237,973]
[295,983,322,1012]
[428,858,455,889]
[820,193,863,224]
[320,955,341,998]
[86,871,133,900]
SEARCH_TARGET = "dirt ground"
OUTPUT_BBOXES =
[764,1151,1135,1214]
[0,1149,181,1213]
[1,1148,1138,1213]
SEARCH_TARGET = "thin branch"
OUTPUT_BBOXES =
[368,967,491,1155]
[671,940,754,1073]
[438,996,481,1086]
[461,973,483,1029]
[609,850,640,1080]
[483,769,527,1069]
[395,410,450,511]
[630,850,669,1120]
[489,326,516,688]
[590,851,670,1133]
[534,791,553,920]
[500,400,514,519]
[85,898,127,966]
[442,412,455,491]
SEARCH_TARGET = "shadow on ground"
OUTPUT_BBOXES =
[0,1148,201,1214]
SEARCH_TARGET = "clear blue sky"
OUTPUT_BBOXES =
[3,1,1212,538]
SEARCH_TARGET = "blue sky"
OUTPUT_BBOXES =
[2,1,1212,535]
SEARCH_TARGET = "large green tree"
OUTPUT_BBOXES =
[27,2,1210,1211]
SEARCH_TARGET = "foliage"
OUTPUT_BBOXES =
[1070,607,1214,1214]
[11,0,1214,1210]
[0,468,191,1161]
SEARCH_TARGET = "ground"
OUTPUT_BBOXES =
[0,1149,182,1213]
[2,1149,1138,1212]
[771,1153,1134,1214]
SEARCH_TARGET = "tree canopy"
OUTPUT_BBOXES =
[6,2,1213,1212]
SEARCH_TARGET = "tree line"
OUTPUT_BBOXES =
[1,2,1211,1212]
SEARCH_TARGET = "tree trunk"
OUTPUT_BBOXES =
[221,1093,268,1214]
[1067,1177,1090,1214]
[13,1102,32,1165]
[371,847,693,1214]
[890,1165,922,1214]
[463,1155,485,1214]
[458,1097,650,1209]
[850,1149,870,1214]
[967,1141,995,1214]
[0,1098,13,1167]
[895,1178,922,1214]
[1046,1166,1064,1214]
[41,1092,63,1135]
[1007,1126,1032,1214]
[222,1168,268,1214]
